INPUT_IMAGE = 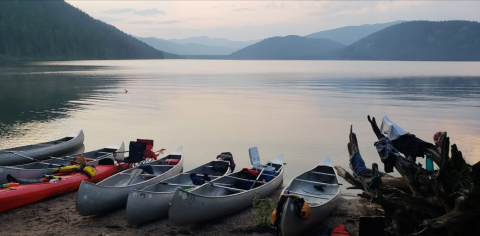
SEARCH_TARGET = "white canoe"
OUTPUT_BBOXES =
[169,153,284,226]
[126,159,233,225]
[0,142,124,184]
[75,146,183,216]
[0,130,85,166]
[279,157,341,236]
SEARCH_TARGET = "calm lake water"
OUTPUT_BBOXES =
[1,60,479,185]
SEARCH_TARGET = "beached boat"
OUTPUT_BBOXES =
[0,142,124,185]
[76,146,183,216]
[0,160,128,213]
[0,130,85,166]
[126,157,234,225]
[278,157,341,236]
[168,147,284,225]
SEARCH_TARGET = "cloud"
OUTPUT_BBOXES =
[128,20,180,25]
[233,8,255,12]
[104,8,134,14]
[159,20,180,24]
[130,21,157,25]
[265,3,284,10]
[133,8,166,16]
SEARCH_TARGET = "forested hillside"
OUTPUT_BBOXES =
[337,21,480,61]
[0,1,164,60]
[305,21,404,45]
[228,35,344,60]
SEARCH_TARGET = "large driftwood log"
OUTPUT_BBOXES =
[337,118,480,236]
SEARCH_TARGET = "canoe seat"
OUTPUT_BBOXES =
[295,178,334,186]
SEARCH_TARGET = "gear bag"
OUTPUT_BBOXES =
[272,194,311,227]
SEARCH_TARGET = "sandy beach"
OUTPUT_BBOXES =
[0,186,365,236]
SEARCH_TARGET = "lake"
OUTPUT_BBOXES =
[1,60,479,185]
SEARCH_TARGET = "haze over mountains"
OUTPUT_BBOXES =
[1,1,479,61]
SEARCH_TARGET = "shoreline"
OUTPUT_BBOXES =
[0,186,363,236]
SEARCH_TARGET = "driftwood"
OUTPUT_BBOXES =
[335,116,480,236]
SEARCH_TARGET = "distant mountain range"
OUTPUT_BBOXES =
[1,1,478,61]
[228,35,344,60]
[336,21,480,61]
[184,21,480,61]
[136,36,259,56]
[136,37,237,55]
[305,21,405,45]
[169,36,259,49]
[0,1,164,61]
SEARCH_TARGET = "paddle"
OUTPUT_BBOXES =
[126,169,143,185]
[8,151,41,162]
[249,167,265,190]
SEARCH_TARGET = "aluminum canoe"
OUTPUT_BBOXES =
[279,156,341,236]
[126,159,233,225]
[0,142,124,185]
[0,130,85,166]
[76,146,183,216]
[168,154,284,226]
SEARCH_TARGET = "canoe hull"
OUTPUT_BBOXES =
[280,194,341,236]
[168,167,284,225]
[126,159,232,225]
[0,130,85,166]
[0,163,126,213]
[126,190,175,224]
[76,147,184,216]
[279,157,341,236]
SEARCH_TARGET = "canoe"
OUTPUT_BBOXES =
[0,161,128,213]
[76,146,183,216]
[126,158,233,225]
[279,157,341,236]
[168,151,284,226]
[0,142,124,185]
[0,130,85,166]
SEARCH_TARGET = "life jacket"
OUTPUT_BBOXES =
[271,194,311,227]
[164,159,180,165]
[53,165,97,178]
[70,155,94,165]
[240,168,259,180]
[331,224,351,236]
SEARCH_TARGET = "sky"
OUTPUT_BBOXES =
[66,1,480,41]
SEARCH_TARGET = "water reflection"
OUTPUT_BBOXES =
[0,63,123,137]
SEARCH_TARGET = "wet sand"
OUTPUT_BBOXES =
[0,187,364,236]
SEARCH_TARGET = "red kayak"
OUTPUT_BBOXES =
[0,163,129,213]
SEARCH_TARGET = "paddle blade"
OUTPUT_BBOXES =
[129,169,143,179]
[249,147,260,166]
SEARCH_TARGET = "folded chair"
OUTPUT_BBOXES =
[137,139,164,162]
